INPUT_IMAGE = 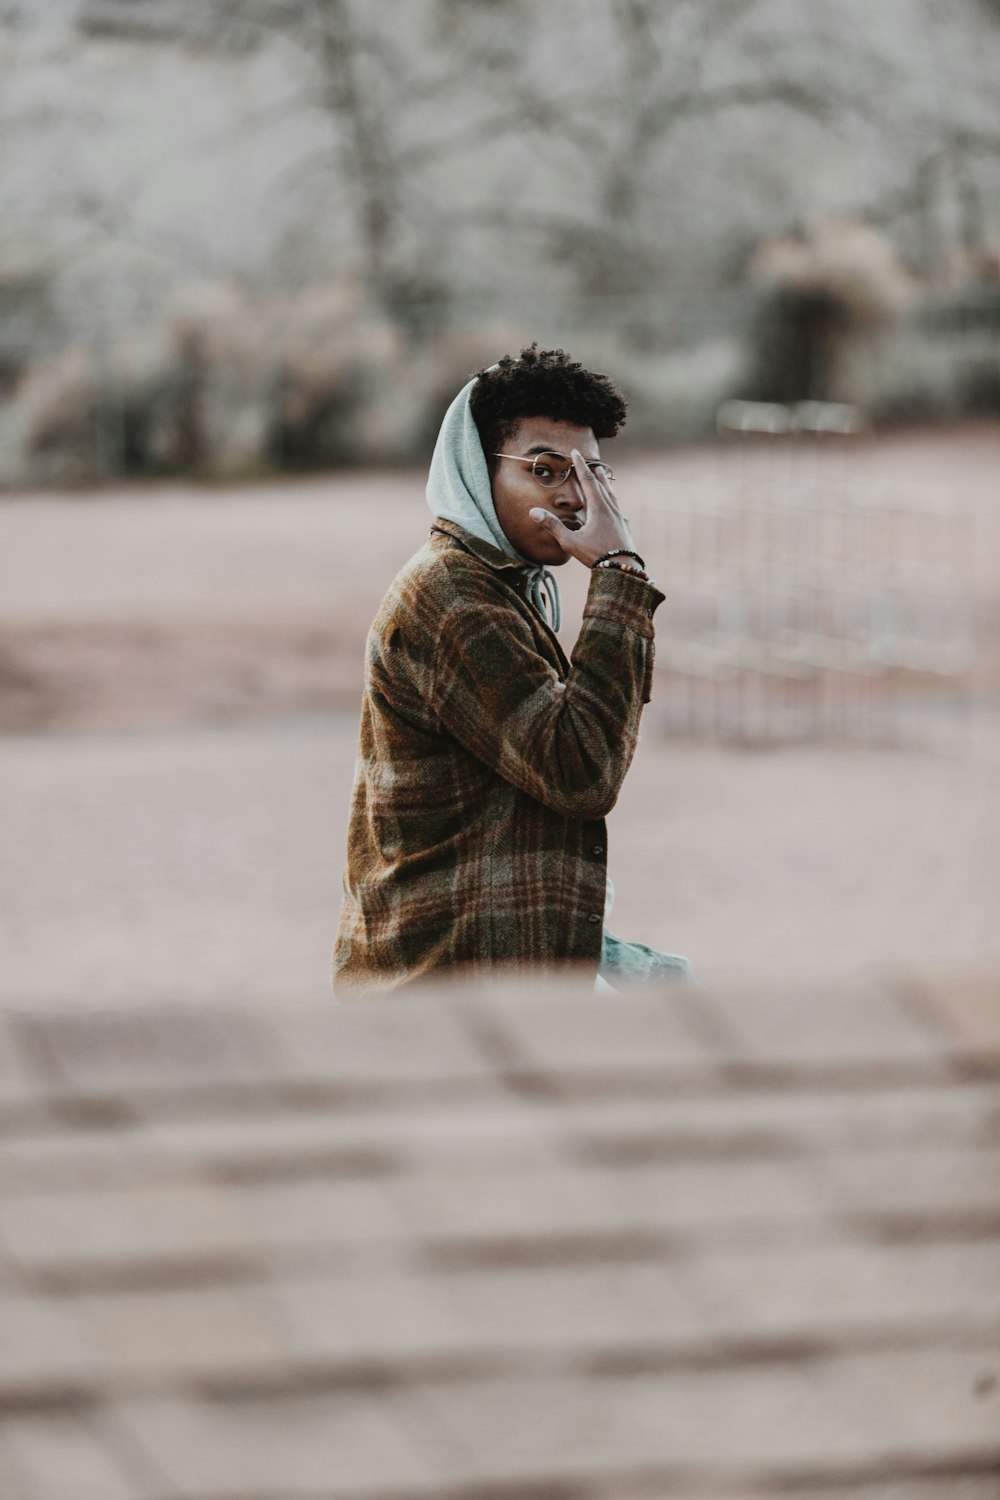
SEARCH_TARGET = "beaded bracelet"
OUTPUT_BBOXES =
[594,558,650,582]
[592,547,646,570]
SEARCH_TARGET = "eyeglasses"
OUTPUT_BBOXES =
[494,451,614,489]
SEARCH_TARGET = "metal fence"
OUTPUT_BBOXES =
[629,403,976,745]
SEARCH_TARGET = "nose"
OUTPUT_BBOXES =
[556,473,586,512]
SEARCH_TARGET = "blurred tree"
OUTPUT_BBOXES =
[442,0,898,322]
[201,0,540,327]
[2,0,998,482]
[52,0,999,328]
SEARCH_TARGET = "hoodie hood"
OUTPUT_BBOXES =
[425,375,561,631]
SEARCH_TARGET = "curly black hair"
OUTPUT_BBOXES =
[469,344,627,476]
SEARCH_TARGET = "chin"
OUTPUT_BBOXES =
[524,537,571,567]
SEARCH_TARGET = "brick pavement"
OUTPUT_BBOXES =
[0,970,998,1499]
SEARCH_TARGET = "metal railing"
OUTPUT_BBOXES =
[629,403,975,745]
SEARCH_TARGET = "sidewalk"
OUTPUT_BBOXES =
[0,967,998,1499]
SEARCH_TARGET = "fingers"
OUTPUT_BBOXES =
[571,449,617,509]
[572,448,610,479]
[528,507,579,555]
[565,450,636,561]
[571,452,625,534]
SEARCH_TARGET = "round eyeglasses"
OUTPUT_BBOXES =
[494,451,614,489]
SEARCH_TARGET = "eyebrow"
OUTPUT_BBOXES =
[522,445,601,459]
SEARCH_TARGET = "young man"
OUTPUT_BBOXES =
[334,345,691,993]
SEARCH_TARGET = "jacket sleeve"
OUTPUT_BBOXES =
[427,565,664,820]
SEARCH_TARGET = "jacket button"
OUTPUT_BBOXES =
[591,844,605,856]
[587,912,601,924]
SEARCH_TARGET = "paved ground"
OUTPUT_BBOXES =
[1,424,999,1005]
[1,428,998,1496]
[0,969,998,1499]
[1,710,999,1006]
[1,425,998,736]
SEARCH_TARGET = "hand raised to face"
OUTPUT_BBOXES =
[529,449,638,569]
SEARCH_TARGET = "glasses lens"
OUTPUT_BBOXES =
[530,453,571,487]
[529,453,614,486]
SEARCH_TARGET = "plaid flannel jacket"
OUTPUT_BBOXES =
[333,518,665,993]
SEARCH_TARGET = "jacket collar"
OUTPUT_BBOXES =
[430,517,528,577]
[430,516,565,638]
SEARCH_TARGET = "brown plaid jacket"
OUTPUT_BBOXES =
[333,518,665,993]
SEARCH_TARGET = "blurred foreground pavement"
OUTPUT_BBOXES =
[0,971,998,1499]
